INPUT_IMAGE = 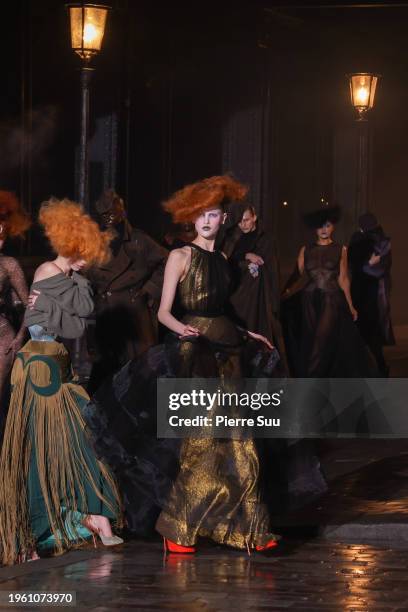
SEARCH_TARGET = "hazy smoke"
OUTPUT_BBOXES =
[0,106,58,178]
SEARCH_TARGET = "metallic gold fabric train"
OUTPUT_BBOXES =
[156,244,279,549]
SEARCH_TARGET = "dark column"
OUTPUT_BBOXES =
[77,66,94,211]
[356,119,372,217]
[74,65,94,378]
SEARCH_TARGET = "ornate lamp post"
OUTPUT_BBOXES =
[66,2,110,210]
[66,2,110,377]
[348,73,380,216]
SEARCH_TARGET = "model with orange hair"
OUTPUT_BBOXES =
[156,175,280,553]
[0,198,123,565]
[38,197,111,267]
[0,191,30,407]
[86,176,281,552]
[163,174,248,224]
[0,190,31,238]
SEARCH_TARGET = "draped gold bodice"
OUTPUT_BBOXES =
[178,244,231,316]
[174,244,241,365]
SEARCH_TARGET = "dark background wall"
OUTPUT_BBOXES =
[0,0,407,324]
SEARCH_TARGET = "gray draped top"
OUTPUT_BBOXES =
[24,272,94,339]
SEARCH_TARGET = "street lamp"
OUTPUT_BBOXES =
[348,73,379,122]
[66,2,110,210]
[68,3,109,61]
[66,2,110,378]
[347,73,380,218]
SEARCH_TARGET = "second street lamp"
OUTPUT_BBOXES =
[347,73,380,218]
[349,73,379,122]
[66,2,110,211]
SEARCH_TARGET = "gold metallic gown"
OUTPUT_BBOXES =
[155,243,278,549]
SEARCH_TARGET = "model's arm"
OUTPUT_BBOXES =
[6,258,29,353]
[69,272,94,317]
[246,329,274,349]
[297,246,305,274]
[157,248,200,337]
[338,246,358,321]
[30,264,93,317]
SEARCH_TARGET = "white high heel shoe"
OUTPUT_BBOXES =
[97,534,124,547]
[82,516,124,547]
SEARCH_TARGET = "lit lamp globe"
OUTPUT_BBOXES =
[67,3,110,61]
[348,73,380,121]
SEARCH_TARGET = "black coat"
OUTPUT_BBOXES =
[88,221,168,308]
[348,227,395,346]
[222,224,289,375]
[86,221,168,388]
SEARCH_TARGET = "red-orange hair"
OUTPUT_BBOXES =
[163,175,248,224]
[39,198,111,266]
[0,191,31,238]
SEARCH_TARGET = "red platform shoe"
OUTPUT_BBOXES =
[255,539,279,552]
[163,537,196,554]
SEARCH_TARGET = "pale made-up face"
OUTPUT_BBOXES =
[238,209,257,233]
[316,221,335,241]
[194,208,226,240]
[69,258,87,272]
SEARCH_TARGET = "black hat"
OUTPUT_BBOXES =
[358,212,378,232]
[95,189,122,215]
[303,205,341,229]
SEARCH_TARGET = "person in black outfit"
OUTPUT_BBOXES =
[348,212,395,376]
[283,206,377,377]
[86,189,168,392]
[221,204,289,375]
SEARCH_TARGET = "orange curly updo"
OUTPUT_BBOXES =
[0,191,31,238]
[163,175,248,224]
[39,198,111,266]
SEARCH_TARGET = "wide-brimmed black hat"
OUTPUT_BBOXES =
[95,189,122,215]
[358,212,378,232]
[303,205,341,229]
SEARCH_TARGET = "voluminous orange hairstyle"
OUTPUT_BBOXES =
[0,191,31,238]
[39,198,111,266]
[163,175,248,224]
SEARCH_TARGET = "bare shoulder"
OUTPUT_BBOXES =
[173,245,191,257]
[33,261,62,283]
[298,245,306,256]
[165,246,192,283]
[168,246,191,265]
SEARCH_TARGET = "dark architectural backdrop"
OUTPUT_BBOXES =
[1,0,407,324]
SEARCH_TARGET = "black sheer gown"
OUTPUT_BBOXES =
[300,242,376,377]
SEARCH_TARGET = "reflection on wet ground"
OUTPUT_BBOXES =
[1,539,408,610]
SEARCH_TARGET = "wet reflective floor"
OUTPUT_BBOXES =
[1,539,408,611]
